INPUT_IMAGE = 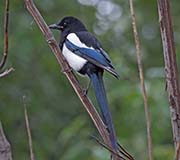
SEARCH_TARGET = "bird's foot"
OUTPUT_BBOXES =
[47,38,55,44]
[82,88,88,96]
[82,79,91,96]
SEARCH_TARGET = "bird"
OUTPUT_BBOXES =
[49,16,119,151]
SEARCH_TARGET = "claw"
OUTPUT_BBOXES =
[83,89,88,96]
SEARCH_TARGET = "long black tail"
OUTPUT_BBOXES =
[89,72,118,150]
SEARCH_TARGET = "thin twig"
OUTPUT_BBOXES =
[0,0,14,78]
[0,0,10,70]
[129,0,153,160]
[24,0,132,159]
[158,0,180,157]
[91,135,126,160]
[117,143,134,160]
[23,96,35,160]
[0,67,14,78]
[92,136,134,160]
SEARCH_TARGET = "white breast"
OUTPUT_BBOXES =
[62,33,88,71]
[62,44,87,71]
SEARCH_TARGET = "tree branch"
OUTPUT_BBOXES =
[0,122,12,160]
[158,0,180,158]
[24,0,132,159]
[0,68,14,78]
[129,0,153,160]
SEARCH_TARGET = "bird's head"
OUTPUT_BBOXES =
[49,16,87,34]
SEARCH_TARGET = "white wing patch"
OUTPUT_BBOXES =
[66,33,93,49]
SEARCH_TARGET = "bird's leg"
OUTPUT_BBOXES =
[61,67,73,74]
[83,79,91,96]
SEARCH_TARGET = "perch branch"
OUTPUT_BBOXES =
[24,0,133,159]
[0,121,12,160]
[158,0,180,158]
[129,0,153,160]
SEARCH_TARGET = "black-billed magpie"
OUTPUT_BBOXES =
[49,16,119,150]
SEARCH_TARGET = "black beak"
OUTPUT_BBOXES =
[49,23,62,30]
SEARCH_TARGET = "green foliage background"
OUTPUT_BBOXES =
[1,0,180,159]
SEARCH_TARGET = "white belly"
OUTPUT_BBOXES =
[62,44,87,71]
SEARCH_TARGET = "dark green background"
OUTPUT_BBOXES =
[1,0,180,159]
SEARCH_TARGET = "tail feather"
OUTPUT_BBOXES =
[89,72,118,150]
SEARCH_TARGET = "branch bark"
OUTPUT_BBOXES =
[158,0,180,158]
[0,122,12,160]
[0,68,14,78]
[129,0,153,160]
[24,0,132,159]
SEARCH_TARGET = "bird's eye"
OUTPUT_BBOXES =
[63,22,67,26]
